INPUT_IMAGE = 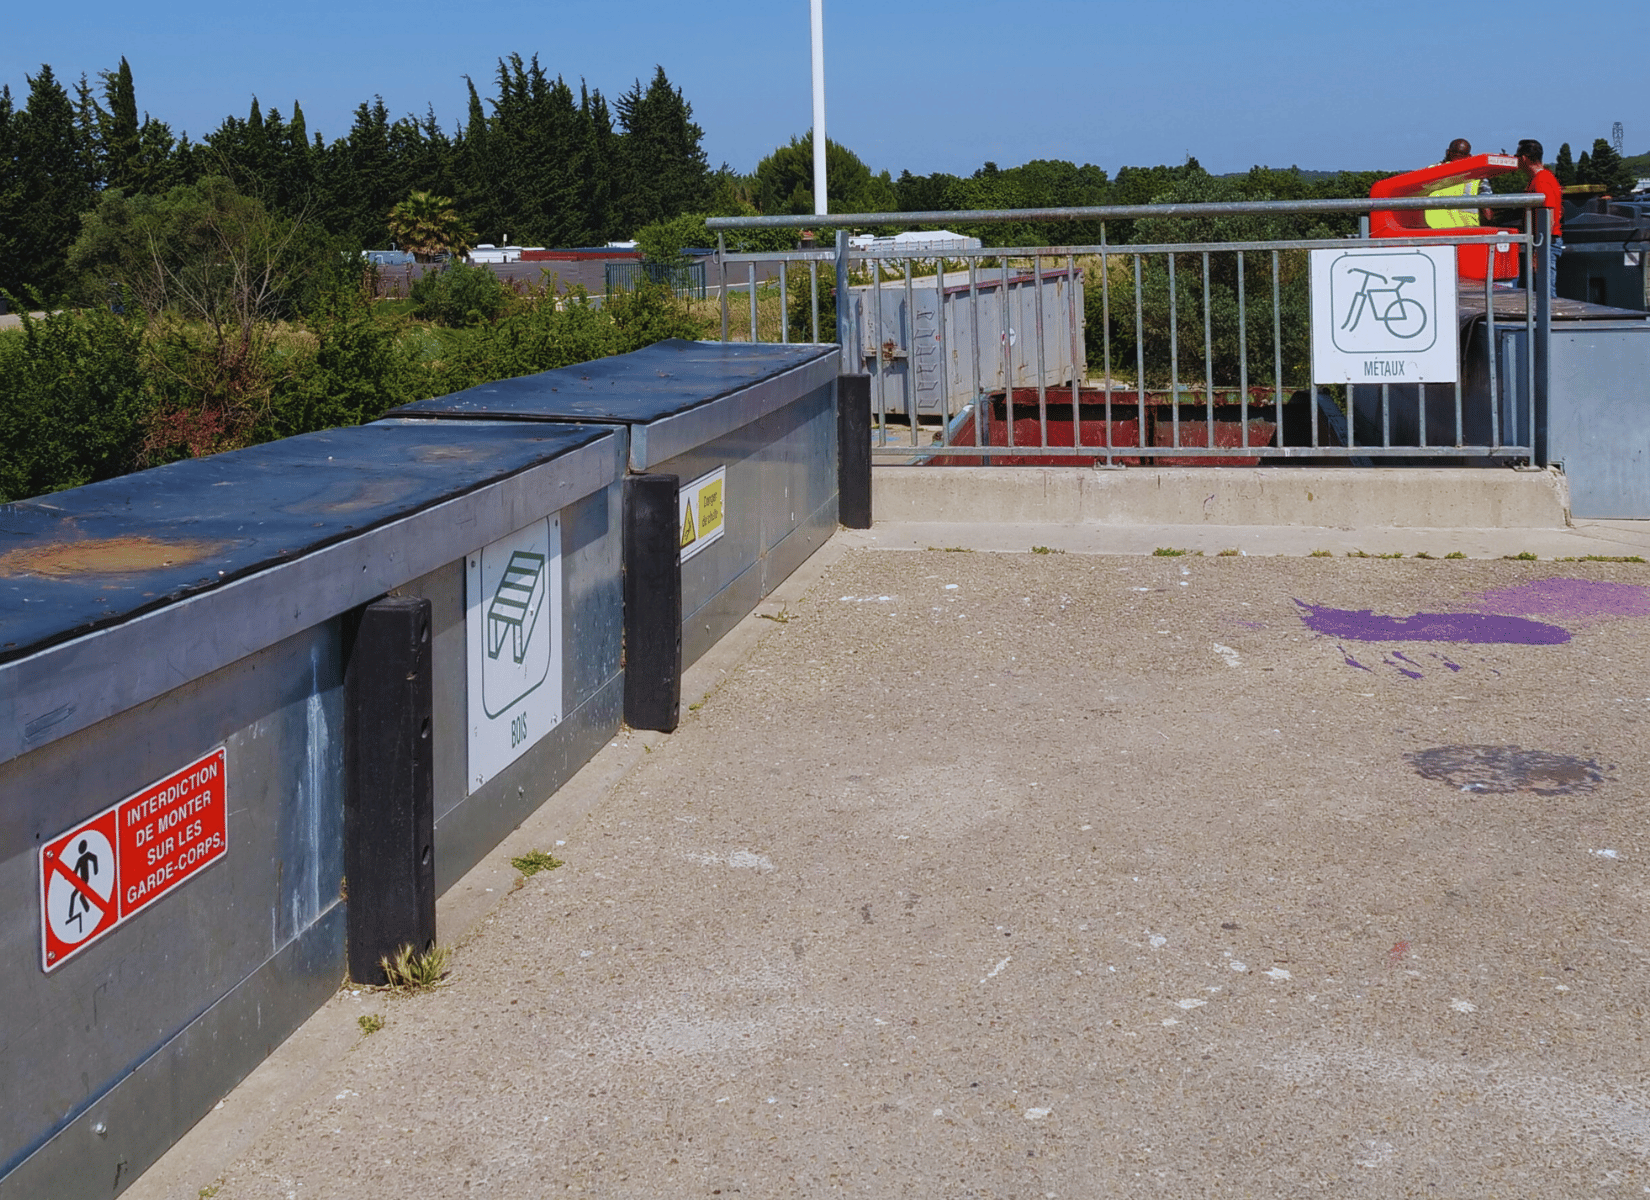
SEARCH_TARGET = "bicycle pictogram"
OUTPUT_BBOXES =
[1340,268,1428,340]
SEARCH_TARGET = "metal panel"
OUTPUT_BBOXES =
[0,424,624,767]
[652,381,838,668]
[391,479,625,892]
[1546,322,1650,518]
[0,620,346,1188]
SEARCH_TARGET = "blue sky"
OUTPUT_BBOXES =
[4,0,1642,179]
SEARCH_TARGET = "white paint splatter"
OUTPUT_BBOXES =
[1024,1107,1052,1120]
[1161,1018,1180,1026]
[1212,643,1242,667]
[1230,960,1248,972]
[1176,998,1208,1010]
[945,584,959,590]
[1450,999,1478,1013]
[1149,934,1168,949]
[1592,849,1620,859]
[981,956,1012,982]
[1265,968,1293,981]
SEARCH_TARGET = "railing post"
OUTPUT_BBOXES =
[835,230,851,357]
[344,595,436,985]
[623,475,682,733]
[1534,206,1553,465]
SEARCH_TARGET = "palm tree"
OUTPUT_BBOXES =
[386,192,475,262]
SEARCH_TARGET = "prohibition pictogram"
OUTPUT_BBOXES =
[41,811,119,969]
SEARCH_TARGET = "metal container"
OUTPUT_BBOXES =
[1545,320,1650,517]
[0,418,624,1197]
[843,269,1084,417]
[394,338,841,668]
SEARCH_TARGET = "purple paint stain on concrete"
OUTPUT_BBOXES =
[1385,655,1424,680]
[1294,599,1570,645]
[1337,644,1373,671]
[1473,578,1650,622]
[1430,654,1463,672]
[1391,651,1424,679]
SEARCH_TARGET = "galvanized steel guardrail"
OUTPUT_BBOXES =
[708,196,1554,464]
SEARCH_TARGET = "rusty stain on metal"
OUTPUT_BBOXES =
[0,536,231,578]
[285,478,416,515]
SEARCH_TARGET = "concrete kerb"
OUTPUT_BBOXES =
[872,465,1573,529]
[121,536,856,1200]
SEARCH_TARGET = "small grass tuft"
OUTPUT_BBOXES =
[380,943,452,993]
[1308,549,1333,558]
[1503,551,1539,561]
[1346,549,1370,558]
[757,608,793,623]
[1580,554,1646,563]
[1153,547,1187,557]
[1031,545,1065,555]
[199,1186,222,1200]
[1217,548,1240,557]
[1375,551,1404,559]
[357,1013,384,1036]
[687,701,703,712]
[927,545,975,553]
[1414,551,1434,560]
[1444,551,1467,559]
[511,849,563,876]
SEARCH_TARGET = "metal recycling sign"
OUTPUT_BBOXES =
[1310,245,1460,384]
[39,747,228,972]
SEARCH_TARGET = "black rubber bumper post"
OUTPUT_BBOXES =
[344,595,436,985]
[837,373,873,529]
[624,474,682,733]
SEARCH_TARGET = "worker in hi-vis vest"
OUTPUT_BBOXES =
[1424,138,1486,228]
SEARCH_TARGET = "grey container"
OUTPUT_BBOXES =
[0,418,625,1198]
[393,338,841,668]
[843,268,1084,417]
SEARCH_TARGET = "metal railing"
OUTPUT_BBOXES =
[708,197,1553,464]
[604,258,708,300]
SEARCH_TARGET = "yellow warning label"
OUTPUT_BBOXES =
[697,477,724,539]
[678,466,726,562]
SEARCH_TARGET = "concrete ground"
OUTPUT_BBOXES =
[128,514,1650,1199]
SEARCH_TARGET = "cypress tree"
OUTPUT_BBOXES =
[1586,137,1635,196]
[1553,142,1576,187]
[100,57,141,193]
[615,66,710,232]
[9,66,96,297]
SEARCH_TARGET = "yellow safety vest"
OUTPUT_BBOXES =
[1424,177,1482,228]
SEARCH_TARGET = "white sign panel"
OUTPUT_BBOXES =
[466,515,562,792]
[1311,246,1459,384]
[678,467,727,562]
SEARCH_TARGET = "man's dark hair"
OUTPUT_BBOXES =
[1445,138,1472,160]
[1516,138,1544,163]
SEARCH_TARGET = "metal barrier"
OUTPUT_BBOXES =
[0,340,853,1197]
[708,196,1553,464]
[603,258,709,300]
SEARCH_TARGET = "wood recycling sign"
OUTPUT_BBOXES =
[38,748,228,972]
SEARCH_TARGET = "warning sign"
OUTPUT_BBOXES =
[40,747,229,972]
[679,467,727,562]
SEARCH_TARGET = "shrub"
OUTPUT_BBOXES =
[410,263,512,327]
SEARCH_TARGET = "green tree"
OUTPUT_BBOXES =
[753,133,895,216]
[1581,137,1635,196]
[1553,143,1576,187]
[387,191,474,260]
[99,57,141,192]
[615,66,711,231]
[3,66,96,298]
[409,262,511,326]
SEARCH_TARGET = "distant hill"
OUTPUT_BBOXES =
[1624,150,1650,177]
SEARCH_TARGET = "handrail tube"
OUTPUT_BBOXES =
[707,195,1545,231]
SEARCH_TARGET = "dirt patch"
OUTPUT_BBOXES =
[1406,744,1609,796]
[0,536,231,577]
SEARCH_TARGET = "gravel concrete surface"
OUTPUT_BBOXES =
[201,550,1650,1199]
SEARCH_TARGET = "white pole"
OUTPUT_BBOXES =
[810,0,827,216]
